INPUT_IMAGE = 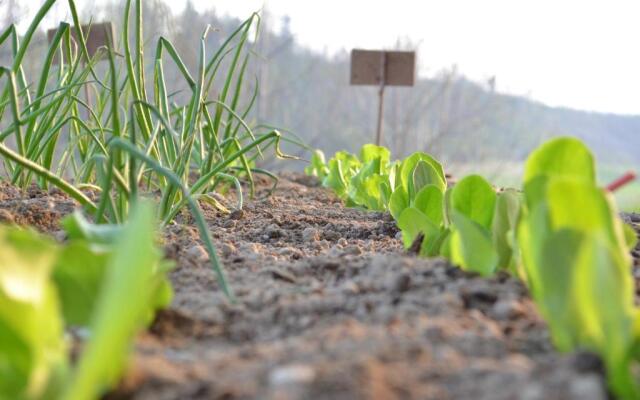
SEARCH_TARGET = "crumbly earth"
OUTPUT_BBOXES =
[2,176,639,400]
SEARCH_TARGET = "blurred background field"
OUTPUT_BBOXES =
[2,0,638,210]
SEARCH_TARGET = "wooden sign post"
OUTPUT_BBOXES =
[350,49,416,145]
[47,22,114,118]
[47,22,115,64]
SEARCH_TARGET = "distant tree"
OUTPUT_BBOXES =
[0,0,25,26]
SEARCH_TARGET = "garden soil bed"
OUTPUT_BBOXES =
[2,175,640,400]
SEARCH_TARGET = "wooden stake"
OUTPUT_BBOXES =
[606,171,636,192]
[375,52,386,146]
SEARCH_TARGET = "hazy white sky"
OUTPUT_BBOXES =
[28,0,640,115]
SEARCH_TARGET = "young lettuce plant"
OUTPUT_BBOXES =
[0,227,67,400]
[304,149,329,180]
[387,151,520,275]
[62,201,172,400]
[309,145,448,212]
[320,150,361,201]
[389,152,447,220]
[517,137,639,399]
[0,201,172,400]
[443,174,499,276]
[394,157,448,257]
[312,144,394,210]
[346,144,393,210]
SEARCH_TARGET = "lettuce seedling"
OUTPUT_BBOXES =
[347,145,393,210]
[389,152,446,219]
[322,150,362,199]
[491,189,522,274]
[62,201,172,400]
[0,227,67,400]
[304,149,329,180]
[446,175,499,276]
[0,201,173,400]
[518,137,639,398]
[308,146,448,216]
[54,210,173,328]
[312,145,394,210]
[390,153,451,257]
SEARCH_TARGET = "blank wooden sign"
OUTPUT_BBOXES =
[47,22,115,65]
[385,51,416,86]
[350,49,416,86]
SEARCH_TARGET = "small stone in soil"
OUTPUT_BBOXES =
[264,268,297,284]
[491,299,526,320]
[186,245,208,262]
[302,227,319,242]
[221,242,237,257]
[265,224,283,239]
[269,364,316,386]
[391,273,412,293]
[229,209,244,220]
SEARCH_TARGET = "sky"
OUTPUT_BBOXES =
[22,0,640,115]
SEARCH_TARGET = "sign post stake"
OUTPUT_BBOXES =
[47,22,115,117]
[375,83,385,146]
[375,52,386,145]
[351,49,415,147]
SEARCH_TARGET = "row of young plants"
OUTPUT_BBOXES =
[0,0,298,299]
[0,0,292,398]
[306,138,640,399]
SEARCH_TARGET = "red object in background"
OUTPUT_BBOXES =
[606,171,637,192]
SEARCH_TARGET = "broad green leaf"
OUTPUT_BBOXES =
[334,151,361,176]
[389,162,400,190]
[322,151,362,199]
[522,176,548,209]
[400,152,446,196]
[439,229,452,258]
[523,137,595,206]
[52,242,109,326]
[62,211,121,245]
[623,224,638,251]
[358,173,388,211]
[420,228,450,257]
[571,235,637,398]
[450,212,498,276]
[391,161,403,190]
[546,178,613,233]
[451,174,496,229]
[349,159,382,209]
[348,159,388,210]
[573,235,635,348]
[0,227,67,400]
[492,189,521,270]
[322,158,348,198]
[359,144,390,166]
[397,207,439,249]
[379,181,392,209]
[63,201,170,400]
[412,160,445,194]
[0,229,58,304]
[304,149,328,179]
[546,178,633,280]
[389,188,409,220]
[517,198,556,297]
[524,136,596,185]
[537,228,585,351]
[413,184,444,226]
[443,187,453,227]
